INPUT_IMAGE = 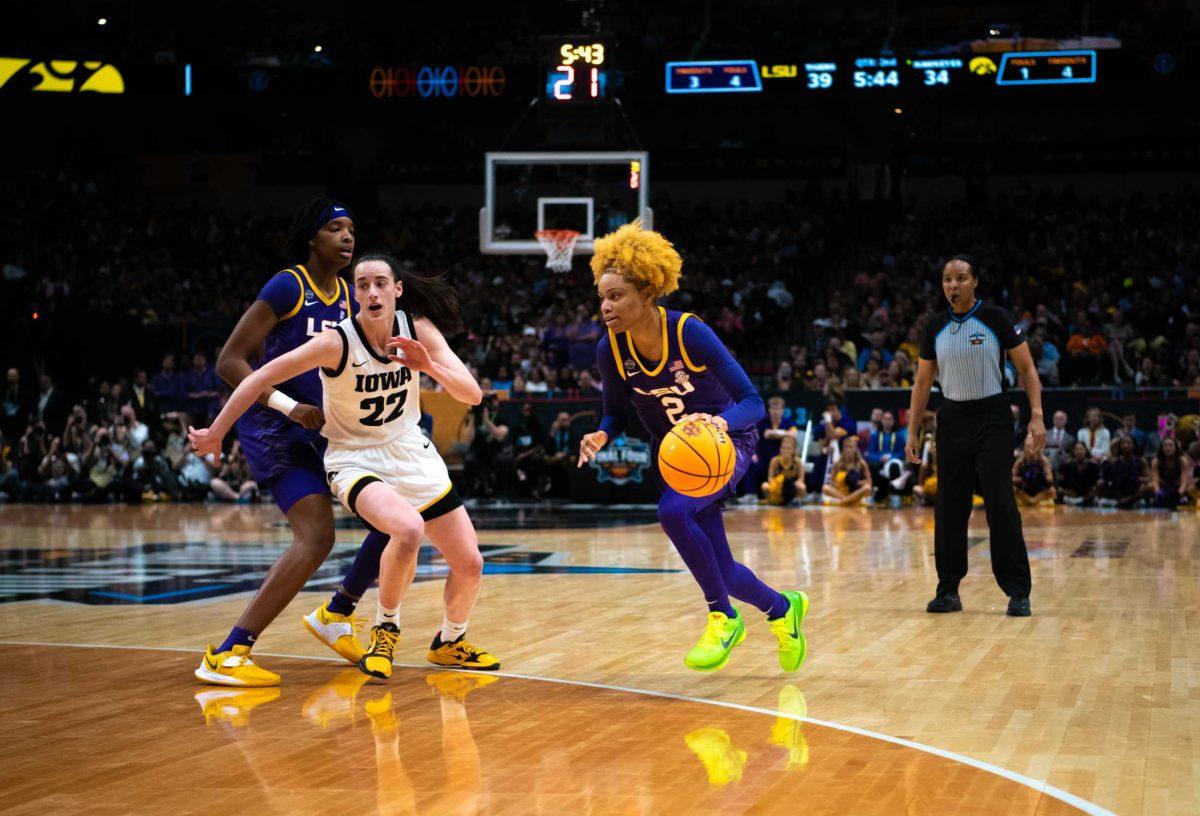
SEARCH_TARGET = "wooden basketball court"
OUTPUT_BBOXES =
[0,501,1194,815]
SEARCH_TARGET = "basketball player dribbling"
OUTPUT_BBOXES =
[194,198,392,687]
[191,254,499,681]
[577,222,809,673]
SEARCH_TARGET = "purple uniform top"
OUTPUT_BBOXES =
[596,308,764,451]
[237,265,355,486]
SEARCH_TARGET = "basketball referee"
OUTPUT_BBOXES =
[906,256,1046,617]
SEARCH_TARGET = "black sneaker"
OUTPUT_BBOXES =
[1006,595,1032,617]
[926,593,962,613]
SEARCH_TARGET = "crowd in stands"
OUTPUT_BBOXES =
[3,160,1200,506]
[745,398,1200,510]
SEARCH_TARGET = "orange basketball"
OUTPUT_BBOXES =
[658,420,737,497]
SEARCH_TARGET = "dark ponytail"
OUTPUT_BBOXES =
[354,253,464,336]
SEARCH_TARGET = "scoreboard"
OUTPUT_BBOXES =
[665,49,1105,95]
[665,60,763,94]
[541,36,611,104]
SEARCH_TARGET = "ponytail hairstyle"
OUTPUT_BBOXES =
[353,253,464,336]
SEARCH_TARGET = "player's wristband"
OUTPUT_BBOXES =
[267,391,298,417]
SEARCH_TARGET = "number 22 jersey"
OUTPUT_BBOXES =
[319,312,420,448]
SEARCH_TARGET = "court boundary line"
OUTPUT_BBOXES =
[0,639,1114,816]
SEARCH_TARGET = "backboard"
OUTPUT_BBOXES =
[479,151,651,255]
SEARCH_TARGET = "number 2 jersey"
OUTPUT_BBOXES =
[595,307,764,452]
[319,312,420,448]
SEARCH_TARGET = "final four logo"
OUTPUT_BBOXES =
[590,435,652,485]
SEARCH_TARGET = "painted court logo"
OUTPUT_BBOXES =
[0,540,677,605]
[590,436,652,485]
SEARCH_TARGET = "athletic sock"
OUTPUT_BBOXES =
[707,598,738,618]
[376,605,400,628]
[440,617,468,644]
[217,626,257,654]
[327,588,358,617]
[765,592,791,620]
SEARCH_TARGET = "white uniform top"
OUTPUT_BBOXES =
[319,312,420,448]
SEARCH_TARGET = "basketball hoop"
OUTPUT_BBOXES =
[535,229,580,273]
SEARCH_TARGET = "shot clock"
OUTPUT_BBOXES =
[541,36,610,103]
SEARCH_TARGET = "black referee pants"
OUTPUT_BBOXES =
[934,394,1032,598]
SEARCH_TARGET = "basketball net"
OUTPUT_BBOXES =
[535,229,580,273]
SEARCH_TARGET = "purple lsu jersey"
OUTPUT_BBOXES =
[603,307,756,450]
[237,265,355,488]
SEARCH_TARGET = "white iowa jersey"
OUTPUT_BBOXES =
[319,312,420,448]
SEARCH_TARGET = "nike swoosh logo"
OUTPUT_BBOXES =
[352,361,366,368]
[720,632,737,648]
[423,441,431,449]
[790,619,799,639]
[205,655,218,670]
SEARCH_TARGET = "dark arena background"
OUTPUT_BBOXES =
[1,3,1198,814]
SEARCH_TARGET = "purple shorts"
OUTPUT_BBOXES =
[237,405,329,514]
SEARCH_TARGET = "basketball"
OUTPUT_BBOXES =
[658,420,736,497]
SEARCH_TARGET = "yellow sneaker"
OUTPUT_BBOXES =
[302,669,371,729]
[359,623,400,679]
[426,633,500,671]
[363,692,397,736]
[303,603,366,664]
[426,671,500,702]
[194,688,281,726]
[194,644,280,687]
[684,727,747,786]
[768,685,810,769]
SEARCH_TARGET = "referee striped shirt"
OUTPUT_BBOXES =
[919,301,1024,402]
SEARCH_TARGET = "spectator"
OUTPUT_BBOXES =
[129,440,180,501]
[128,369,156,420]
[1100,437,1151,508]
[1112,413,1146,454]
[823,435,872,506]
[118,404,150,449]
[1104,311,1136,384]
[774,361,793,392]
[0,429,19,500]
[746,396,798,496]
[1043,410,1075,469]
[151,354,182,414]
[1150,437,1193,508]
[183,352,221,426]
[1010,404,1027,456]
[511,403,548,498]
[866,410,907,502]
[762,434,806,506]
[36,436,75,501]
[1057,441,1102,506]
[464,398,512,497]
[1,367,30,441]
[1079,408,1112,462]
[540,411,575,497]
[79,440,123,503]
[856,331,893,371]
[209,441,258,503]
[34,374,67,434]
[1012,439,1056,506]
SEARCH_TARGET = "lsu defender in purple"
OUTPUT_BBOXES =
[195,198,389,687]
[577,222,809,674]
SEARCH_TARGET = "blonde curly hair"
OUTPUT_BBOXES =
[589,221,682,298]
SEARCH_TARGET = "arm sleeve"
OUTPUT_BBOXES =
[919,318,938,361]
[256,271,303,318]
[595,336,630,439]
[988,306,1024,350]
[682,318,765,432]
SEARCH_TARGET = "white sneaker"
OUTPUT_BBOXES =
[302,603,366,664]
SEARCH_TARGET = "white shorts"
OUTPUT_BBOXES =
[325,429,456,520]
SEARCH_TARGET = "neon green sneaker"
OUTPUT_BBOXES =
[684,609,746,672]
[768,590,810,672]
